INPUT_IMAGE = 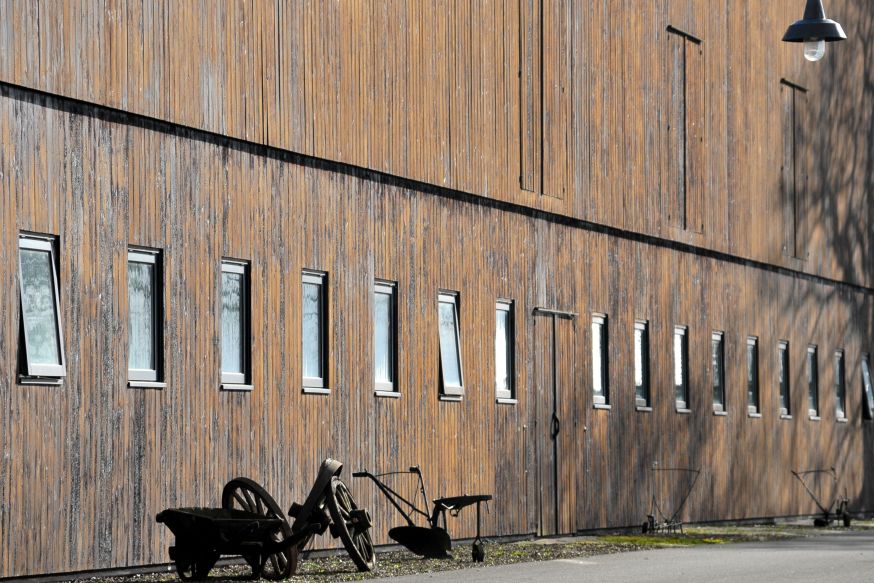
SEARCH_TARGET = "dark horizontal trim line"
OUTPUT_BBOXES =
[1,80,870,297]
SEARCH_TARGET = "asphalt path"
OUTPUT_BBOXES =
[368,531,874,582]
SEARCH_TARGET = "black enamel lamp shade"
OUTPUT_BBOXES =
[782,0,847,43]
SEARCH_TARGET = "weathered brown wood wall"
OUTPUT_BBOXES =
[1,81,872,578]
[0,0,873,578]
[0,0,870,285]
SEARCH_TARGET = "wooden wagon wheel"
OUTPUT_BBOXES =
[326,476,375,572]
[222,477,299,579]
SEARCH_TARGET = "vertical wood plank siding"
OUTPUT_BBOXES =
[0,0,870,285]
[0,1,872,578]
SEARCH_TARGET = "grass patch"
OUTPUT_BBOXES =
[600,534,727,546]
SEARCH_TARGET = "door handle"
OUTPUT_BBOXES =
[551,413,561,439]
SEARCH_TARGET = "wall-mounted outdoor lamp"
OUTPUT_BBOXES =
[782,0,846,62]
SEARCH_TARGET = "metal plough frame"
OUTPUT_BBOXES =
[791,467,851,527]
[643,464,701,534]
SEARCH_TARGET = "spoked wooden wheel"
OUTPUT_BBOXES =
[326,477,375,572]
[222,477,299,579]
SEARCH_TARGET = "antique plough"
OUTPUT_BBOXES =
[354,466,492,561]
[642,463,701,534]
[791,467,851,527]
[156,458,374,580]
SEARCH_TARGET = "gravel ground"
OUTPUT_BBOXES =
[80,522,874,583]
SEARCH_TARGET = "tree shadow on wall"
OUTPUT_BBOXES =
[782,1,874,517]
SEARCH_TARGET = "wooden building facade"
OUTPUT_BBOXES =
[1,0,873,578]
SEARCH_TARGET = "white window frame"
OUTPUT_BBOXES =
[834,350,846,420]
[747,336,760,415]
[438,291,464,397]
[674,325,689,411]
[778,340,791,417]
[373,280,397,393]
[302,270,328,390]
[862,354,874,421]
[18,234,66,378]
[220,260,250,386]
[495,300,515,401]
[634,320,650,408]
[807,344,819,418]
[592,313,609,406]
[127,248,162,383]
[712,331,726,413]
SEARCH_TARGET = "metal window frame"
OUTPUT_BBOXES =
[495,300,515,400]
[747,336,760,414]
[834,349,846,420]
[220,259,250,386]
[634,320,650,407]
[778,340,791,416]
[302,269,328,389]
[592,313,609,405]
[127,248,162,382]
[373,280,397,393]
[807,344,819,417]
[18,234,66,378]
[712,331,725,412]
[674,325,689,411]
[437,291,464,396]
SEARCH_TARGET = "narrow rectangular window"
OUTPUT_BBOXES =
[674,326,689,411]
[438,292,464,396]
[779,341,791,416]
[373,281,396,392]
[747,337,760,414]
[18,235,66,378]
[862,354,874,421]
[834,350,846,420]
[592,314,609,406]
[712,331,725,412]
[807,345,819,418]
[302,270,328,390]
[128,248,162,383]
[495,300,515,400]
[634,320,650,408]
[221,260,250,387]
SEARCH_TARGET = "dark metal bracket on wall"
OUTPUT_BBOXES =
[532,307,577,320]
[666,25,702,45]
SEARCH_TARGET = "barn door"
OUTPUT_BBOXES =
[533,309,578,536]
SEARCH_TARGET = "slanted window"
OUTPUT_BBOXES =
[438,292,464,397]
[495,301,515,401]
[634,320,651,408]
[779,341,791,416]
[747,337,760,414]
[302,270,328,390]
[674,326,689,411]
[592,314,609,406]
[18,235,66,380]
[834,350,846,420]
[221,260,250,388]
[807,345,819,418]
[373,281,397,393]
[712,331,725,413]
[862,354,874,421]
[128,248,163,384]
